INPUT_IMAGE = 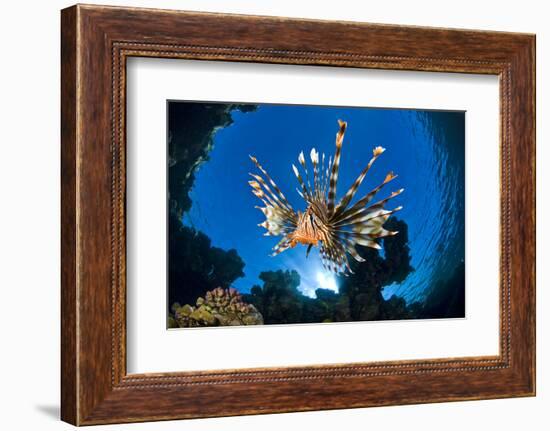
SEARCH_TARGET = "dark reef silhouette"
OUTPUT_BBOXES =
[168,102,258,218]
[168,213,245,307]
[168,103,256,307]
[167,103,465,326]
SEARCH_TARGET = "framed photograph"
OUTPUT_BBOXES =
[61,4,535,425]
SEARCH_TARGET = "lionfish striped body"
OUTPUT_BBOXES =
[249,120,403,275]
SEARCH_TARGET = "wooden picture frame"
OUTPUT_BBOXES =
[61,4,535,425]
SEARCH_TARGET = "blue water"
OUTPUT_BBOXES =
[183,104,464,303]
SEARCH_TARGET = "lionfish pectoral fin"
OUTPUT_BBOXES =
[306,243,313,258]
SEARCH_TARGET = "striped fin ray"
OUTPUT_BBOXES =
[249,155,294,211]
[321,234,352,274]
[249,173,295,220]
[249,156,298,238]
[319,235,339,272]
[253,201,295,237]
[319,246,335,273]
[327,120,347,215]
[297,151,313,198]
[347,207,403,235]
[320,245,341,274]
[248,180,278,209]
[248,178,287,217]
[319,153,329,200]
[271,236,293,256]
[334,146,386,217]
[319,153,325,192]
[333,238,353,273]
[340,237,366,263]
[292,164,310,199]
[333,171,398,225]
[334,187,404,228]
[322,155,332,199]
[335,206,403,235]
[310,148,320,200]
[362,188,405,214]
[340,231,384,249]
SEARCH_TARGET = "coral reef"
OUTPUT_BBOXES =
[169,287,264,328]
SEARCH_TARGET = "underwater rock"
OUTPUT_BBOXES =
[168,103,257,218]
[380,294,411,320]
[333,295,352,321]
[301,296,330,324]
[244,270,304,324]
[315,288,339,303]
[170,287,264,328]
[338,217,414,322]
[354,293,381,321]
[168,215,245,307]
[301,289,338,324]
[168,103,256,310]
[381,218,414,285]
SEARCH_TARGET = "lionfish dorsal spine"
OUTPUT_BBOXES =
[297,151,314,199]
[310,148,320,199]
[326,120,347,215]
[292,164,310,201]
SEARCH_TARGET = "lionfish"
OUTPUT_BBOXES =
[248,120,404,275]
